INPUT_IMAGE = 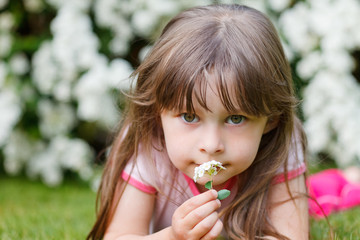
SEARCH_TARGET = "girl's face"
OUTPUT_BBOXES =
[160,76,275,190]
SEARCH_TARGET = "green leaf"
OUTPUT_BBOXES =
[217,189,230,200]
[205,181,212,190]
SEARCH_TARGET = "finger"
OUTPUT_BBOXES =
[176,190,218,218]
[183,199,221,229]
[200,219,223,240]
[190,211,220,237]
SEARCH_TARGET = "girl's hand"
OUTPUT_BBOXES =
[170,189,223,240]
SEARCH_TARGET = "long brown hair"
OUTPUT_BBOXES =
[87,4,306,239]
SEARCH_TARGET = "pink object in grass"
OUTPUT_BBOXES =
[307,169,360,218]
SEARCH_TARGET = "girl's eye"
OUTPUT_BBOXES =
[180,113,199,123]
[226,115,245,125]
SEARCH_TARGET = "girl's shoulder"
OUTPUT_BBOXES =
[122,144,177,193]
[273,126,306,184]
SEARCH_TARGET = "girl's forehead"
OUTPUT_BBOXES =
[157,61,269,117]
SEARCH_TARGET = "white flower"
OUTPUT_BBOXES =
[46,0,91,11]
[73,62,120,127]
[193,160,226,182]
[290,0,360,167]
[279,3,318,54]
[94,0,133,27]
[268,0,291,12]
[32,3,103,99]
[131,9,159,37]
[138,45,152,62]
[3,130,44,175]
[322,50,354,74]
[0,0,8,10]
[9,52,30,76]
[32,41,58,95]
[107,58,134,90]
[27,146,63,186]
[243,1,266,13]
[303,68,360,167]
[296,51,323,79]
[0,12,14,30]
[93,0,134,55]
[303,116,330,153]
[91,175,101,192]
[0,61,6,87]
[146,0,179,16]
[0,33,12,57]
[37,99,77,138]
[194,167,205,182]
[28,136,94,186]
[307,1,335,37]
[50,136,94,172]
[50,5,100,73]
[0,89,22,147]
[23,0,44,13]
[52,80,71,101]
[202,162,212,171]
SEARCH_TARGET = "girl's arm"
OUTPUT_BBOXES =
[104,183,222,240]
[267,174,309,240]
[104,183,155,239]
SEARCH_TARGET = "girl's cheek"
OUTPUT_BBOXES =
[234,143,260,165]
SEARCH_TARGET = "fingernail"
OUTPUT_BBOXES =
[216,199,221,207]
[211,189,218,198]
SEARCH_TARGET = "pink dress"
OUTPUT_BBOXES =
[121,143,306,234]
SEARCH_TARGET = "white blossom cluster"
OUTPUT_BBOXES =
[93,0,216,55]
[1,0,359,186]
[0,6,22,147]
[278,0,360,167]
[31,1,133,128]
[3,131,93,186]
[0,0,126,186]
[193,160,226,182]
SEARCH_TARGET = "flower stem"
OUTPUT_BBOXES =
[205,176,213,190]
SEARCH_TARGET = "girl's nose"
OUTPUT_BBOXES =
[199,126,225,155]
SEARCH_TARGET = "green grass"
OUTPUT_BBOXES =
[310,208,360,239]
[0,173,359,239]
[0,175,96,240]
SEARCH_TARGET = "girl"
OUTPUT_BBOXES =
[88,4,308,240]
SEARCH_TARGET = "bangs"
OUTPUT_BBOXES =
[155,52,277,118]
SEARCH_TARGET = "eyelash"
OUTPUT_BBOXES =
[180,113,246,125]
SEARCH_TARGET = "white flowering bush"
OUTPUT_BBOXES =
[277,0,360,167]
[1,0,359,186]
